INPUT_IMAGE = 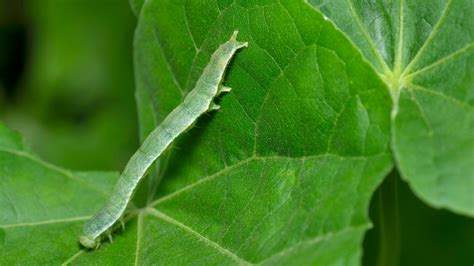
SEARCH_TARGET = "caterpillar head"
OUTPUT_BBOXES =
[79,235,100,249]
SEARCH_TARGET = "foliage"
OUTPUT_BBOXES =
[0,0,472,265]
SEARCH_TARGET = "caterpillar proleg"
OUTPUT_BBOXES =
[79,31,248,249]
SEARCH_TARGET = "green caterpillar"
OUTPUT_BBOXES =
[79,31,248,249]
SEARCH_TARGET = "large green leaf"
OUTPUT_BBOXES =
[308,0,473,216]
[132,0,391,264]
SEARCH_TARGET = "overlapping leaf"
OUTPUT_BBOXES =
[0,123,119,264]
[308,0,473,216]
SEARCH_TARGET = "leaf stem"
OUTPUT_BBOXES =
[376,170,401,266]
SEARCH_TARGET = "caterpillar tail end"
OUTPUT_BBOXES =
[79,235,100,249]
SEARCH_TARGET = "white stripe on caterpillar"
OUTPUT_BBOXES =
[79,31,247,249]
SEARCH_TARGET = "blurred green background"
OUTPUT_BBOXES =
[0,0,137,170]
[0,1,472,265]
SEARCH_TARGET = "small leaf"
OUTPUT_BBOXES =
[0,123,119,264]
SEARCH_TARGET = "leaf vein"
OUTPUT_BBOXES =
[406,83,473,109]
[183,4,199,53]
[61,250,84,266]
[257,223,370,264]
[150,153,372,208]
[0,216,90,229]
[134,213,144,266]
[0,148,108,197]
[146,208,253,265]
[401,0,453,76]
[405,43,474,80]
[345,0,391,73]
[152,28,185,96]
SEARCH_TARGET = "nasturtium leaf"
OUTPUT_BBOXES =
[0,123,119,264]
[308,0,474,216]
[81,0,391,264]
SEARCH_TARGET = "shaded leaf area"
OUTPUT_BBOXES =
[130,0,145,17]
[0,123,119,264]
[363,170,474,266]
[68,0,391,264]
[308,0,474,216]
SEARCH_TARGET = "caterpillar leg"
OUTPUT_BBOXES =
[219,85,232,95]
[107,234,113,243]
[120,218,125,231]
[208,102,220,111]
